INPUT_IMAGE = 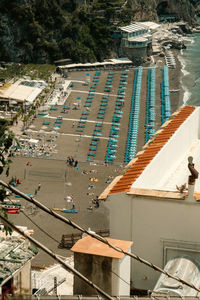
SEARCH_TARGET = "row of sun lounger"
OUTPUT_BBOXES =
[145,68,156,144]
[105,70,128,163]
[124,67,143,164]
[161,66,171,124]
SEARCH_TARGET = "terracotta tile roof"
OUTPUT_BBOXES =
[71,236,133,259]
[109,106,195,195]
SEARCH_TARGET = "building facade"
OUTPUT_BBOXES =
[118,22,160,64]
[100,106,200,291]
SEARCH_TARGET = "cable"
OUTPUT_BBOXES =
[6,196,61,244]
[0,213,114,300]
[1,180,200,294]
[7,196,166,297]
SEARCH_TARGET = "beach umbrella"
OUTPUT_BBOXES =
[38,129,46,137]
[39,129,45,134]
[38,105,49,111]
[26,128,33,133]
[29,125,36,129]
[77,96,81,100]
[9,100,17,106]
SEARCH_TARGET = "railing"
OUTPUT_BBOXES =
[58,229,110,249]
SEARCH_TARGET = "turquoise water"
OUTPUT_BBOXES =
[179,32,200,106]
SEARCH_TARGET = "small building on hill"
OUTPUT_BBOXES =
[118,22,160,64]
[100,105,200,292]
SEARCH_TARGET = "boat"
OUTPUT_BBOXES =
[53,208,78,213]
[6,209,22,214]
[170,89,180,93]
[15,193,33,198]
[61,209,78,213]
[1,205,22,210]
[3,201,21,208]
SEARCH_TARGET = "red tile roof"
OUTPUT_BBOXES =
[109,106,195,194]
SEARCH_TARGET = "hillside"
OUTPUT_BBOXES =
[0,0,199,64]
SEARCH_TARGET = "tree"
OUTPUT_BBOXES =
[0,119,16,235]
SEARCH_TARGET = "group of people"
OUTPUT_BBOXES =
[9,177,22,187]
[66,156,78,167]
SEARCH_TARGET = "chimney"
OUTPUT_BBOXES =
[187,156,199,202]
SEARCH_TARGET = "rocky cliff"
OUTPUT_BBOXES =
[0,0,199,64]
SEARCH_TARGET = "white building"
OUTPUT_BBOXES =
[119,22,160,63]
[0,79,46,106]
[100,105,200,291]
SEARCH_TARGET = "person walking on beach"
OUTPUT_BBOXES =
[72,201,75,210]
[74,160,78,168]
[37,183,41,191]
[69,156,74,166]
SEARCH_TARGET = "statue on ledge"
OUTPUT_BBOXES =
[188,156,199,185]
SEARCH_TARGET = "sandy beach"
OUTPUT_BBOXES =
[2,59,183,266]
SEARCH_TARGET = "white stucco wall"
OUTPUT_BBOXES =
[105,193,200,291]
[119,251,131,295]
[132,107,200,190]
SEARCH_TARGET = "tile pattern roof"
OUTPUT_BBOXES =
[120,23,146,33]
[109,106,195,194]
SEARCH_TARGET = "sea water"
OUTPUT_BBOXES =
[179,32,200,106]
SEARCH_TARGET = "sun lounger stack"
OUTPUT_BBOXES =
[87,136,100,161]
[104,70,128,163]
[84,71,101,110]
[104,72,114,93]
[84,92,94,108]
[161,65,171,124]
[61,105,70,114]
[50,106,58,111]
[97,95,109,120]
[92,71,101,87]
[43,120,51,125]
[76,112,89,132]
[124,67,143,164]
[145,68,156,143]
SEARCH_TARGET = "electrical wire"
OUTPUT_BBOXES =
[6,196,61,244]
[0,213,114,300]
[7,196,167,297]
[1,180,200,294]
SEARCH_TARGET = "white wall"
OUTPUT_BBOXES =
[132,108,200,189]
[106,192,200,290]
[119,251,131,295]
[105,194,131,241]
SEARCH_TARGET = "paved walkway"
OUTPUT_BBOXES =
[71,89,118,97]
[46,116,114,125]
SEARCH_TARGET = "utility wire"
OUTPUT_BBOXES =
[1,180,200,294]
[6,195,61,244]
[7,196,166,297]
[0,213,114,300]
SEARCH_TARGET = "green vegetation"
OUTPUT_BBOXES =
[0,64,55,81]
[0,0,124,64]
